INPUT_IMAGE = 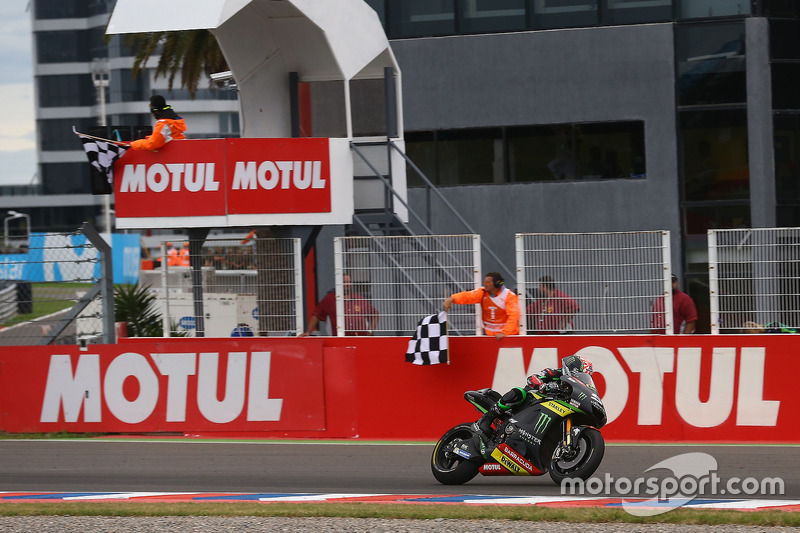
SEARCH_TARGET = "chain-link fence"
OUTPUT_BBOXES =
[0,223,114,346]
[709,227,800,333]
[516,231,672,334]
[333,234,481,336]
[140,237,302,337]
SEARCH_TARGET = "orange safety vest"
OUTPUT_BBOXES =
[130,118,187,151]
[452,287,520,336]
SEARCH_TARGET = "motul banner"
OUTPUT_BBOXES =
[1,335,798,442]
[0,340,325,433]
[114,138,353,228]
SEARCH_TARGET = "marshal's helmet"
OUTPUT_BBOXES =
[561,354,593,375]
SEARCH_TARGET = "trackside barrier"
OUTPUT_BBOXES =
[0,335,792,442]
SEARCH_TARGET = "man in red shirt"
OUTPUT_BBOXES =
[651,274,698,334]
[526,275,579,334]
[300,274,379,336]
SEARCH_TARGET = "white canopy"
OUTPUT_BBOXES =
[107,0,400,138]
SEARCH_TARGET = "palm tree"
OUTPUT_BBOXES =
[123,30,228,98]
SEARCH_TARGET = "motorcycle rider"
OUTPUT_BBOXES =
[473,354,594,438]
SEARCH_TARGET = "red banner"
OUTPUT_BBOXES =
[0,340,324,433]
[225,138,331,214]
[0,335,797,442]
[114,138,352,228]
[115,140,227,218]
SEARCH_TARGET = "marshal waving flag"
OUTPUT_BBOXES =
[73,127,128,185]
[405,311,448,365]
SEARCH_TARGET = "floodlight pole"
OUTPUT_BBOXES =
[92,58,113,235]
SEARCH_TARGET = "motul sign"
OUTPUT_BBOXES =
[114,138,353,228]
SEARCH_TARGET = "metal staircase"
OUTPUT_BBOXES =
[348,140,516,285]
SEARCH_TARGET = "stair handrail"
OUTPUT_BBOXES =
[387,140,516,285]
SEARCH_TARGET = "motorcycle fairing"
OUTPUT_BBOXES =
[489,443,543,475]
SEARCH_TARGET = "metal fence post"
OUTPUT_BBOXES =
[472,234,482,335]
[80,222,115,344]
[333,237,345,337]
[515,233,527,334]
[708,230,719,334]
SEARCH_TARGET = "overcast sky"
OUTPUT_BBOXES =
[0,2,36,186]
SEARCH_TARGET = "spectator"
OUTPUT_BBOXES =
[300,274,379,336]
[651,274,698,334]
[164,242,179,267]
[443,272,519,340]
[527,275,579,334]
[178,242,190,267]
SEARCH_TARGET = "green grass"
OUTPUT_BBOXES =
[0,282,93,328]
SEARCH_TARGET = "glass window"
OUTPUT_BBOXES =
[772,63,800,110]
[364,0,386,25]
[679,0,751,19]
[34,0,88,19]
[110,69,148,103]
[39,118,94,150]
[774,114,800,204]
[386,0,456,38]
[407,121,645,186]
[679,109,749,201]
[683,204,751,235]
[508,121,645,182]
[36,31,90,63]
[40,163,91,195]
[676,24,746,105]
[38,74,95,107]
[87,0,111,16]
[405,129,502,186]
[602,0,672,25]
[459,0,527,33]
[763,0,800,16]
[405,131,438,186]
[531,0,599,30]
[88,27,108,59]
[769,19,800,60]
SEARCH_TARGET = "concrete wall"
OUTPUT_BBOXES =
[392,24,683,278]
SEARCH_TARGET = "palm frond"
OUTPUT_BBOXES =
[123,30,228,98]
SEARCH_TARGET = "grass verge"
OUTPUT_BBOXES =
[0,502,798,526]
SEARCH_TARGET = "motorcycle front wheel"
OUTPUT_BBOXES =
[548,427,604,485]
[431,423,480,485]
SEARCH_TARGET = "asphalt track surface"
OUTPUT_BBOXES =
[0,440,798,500]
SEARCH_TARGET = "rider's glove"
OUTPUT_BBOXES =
[539,368,559,381]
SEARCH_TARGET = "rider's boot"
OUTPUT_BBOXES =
[472,404,503,437]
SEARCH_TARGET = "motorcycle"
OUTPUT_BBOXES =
[431,367,607,485]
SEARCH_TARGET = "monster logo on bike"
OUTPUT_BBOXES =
[533,412,551,435]
[431,355,607,485]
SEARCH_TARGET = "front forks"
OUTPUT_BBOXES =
[554,417,576,460]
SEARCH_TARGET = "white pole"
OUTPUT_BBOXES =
[93,58,112,235]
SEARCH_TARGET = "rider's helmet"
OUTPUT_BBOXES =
[561,354,593,375]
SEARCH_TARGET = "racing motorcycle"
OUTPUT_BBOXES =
[431,366,607,485]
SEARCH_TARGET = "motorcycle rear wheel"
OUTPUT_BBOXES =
[431,423,480,485]
[548,427,604,484]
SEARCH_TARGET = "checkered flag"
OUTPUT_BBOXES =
[74,127,128,185]
[405,311,448,365]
